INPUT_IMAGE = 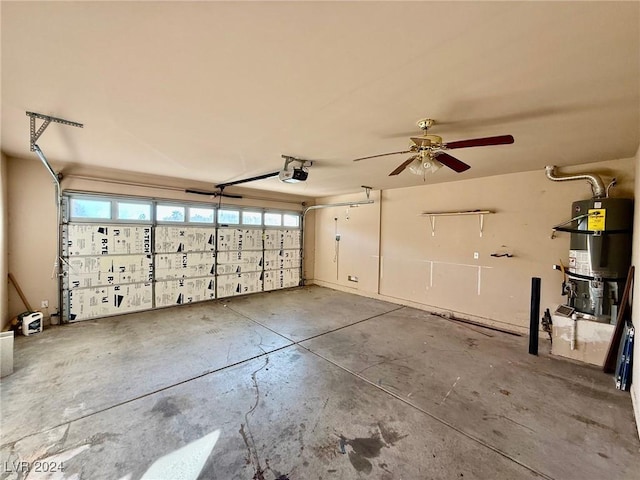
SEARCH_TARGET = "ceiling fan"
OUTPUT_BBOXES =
[353,118,514,176]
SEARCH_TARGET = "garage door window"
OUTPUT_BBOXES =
[117,202,152,221]
[218,209,240,225]
[157,205,185,222]
[70,198,112,220]
[189,207,214,223]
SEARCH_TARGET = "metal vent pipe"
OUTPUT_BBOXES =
[545,165,606,198]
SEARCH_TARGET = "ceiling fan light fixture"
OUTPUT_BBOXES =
[425,158,443,173]
[408,156,442,175]
[408,157,425,175]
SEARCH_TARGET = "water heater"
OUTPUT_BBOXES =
[567,197,633,322]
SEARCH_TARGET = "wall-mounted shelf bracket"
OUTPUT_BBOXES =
[27,111,83,151]
[420,210,493,237]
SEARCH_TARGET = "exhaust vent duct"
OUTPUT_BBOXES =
[545,165,606,198]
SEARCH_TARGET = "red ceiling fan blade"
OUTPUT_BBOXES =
[353,150,412,162]
[445,134,514,150]
[435,152,471,173]
[389,156,418,176]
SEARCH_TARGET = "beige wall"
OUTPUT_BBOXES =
[313,157,634,334]
[311,190,381,294]
[631,144,640,439]
[7,156,59,319]
[1,152,8,330]
[5,155,313,320]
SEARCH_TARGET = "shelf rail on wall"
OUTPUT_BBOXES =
[420,210,493,237]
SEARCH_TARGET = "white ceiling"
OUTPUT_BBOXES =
[2,1,639,199]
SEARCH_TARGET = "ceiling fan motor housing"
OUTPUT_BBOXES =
[411,134,443,149]
[417,118,435,130]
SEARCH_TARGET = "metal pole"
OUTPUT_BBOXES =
[529,277,541,355]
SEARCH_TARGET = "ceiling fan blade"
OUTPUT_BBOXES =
[435,152,471,173]
[353,150,412,162]
[389,156,418,176]
[445,134,514,150]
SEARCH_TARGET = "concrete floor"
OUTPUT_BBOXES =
[1,285,638,479]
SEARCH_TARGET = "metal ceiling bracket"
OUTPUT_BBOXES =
[361,185,372,199]
[282,155,312,169]
[27,111,83,151]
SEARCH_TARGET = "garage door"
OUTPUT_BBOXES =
[61,194,302,322]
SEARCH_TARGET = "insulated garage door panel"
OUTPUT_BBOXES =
[154,252,216,280]
[154,226,216,253]
[217,228,262,251]
[264,229,301,250]
[64,255,154,289]
[68,283,153,321]
[263,268,301,291]
[216,250,263,275]
[153,226,217,307]
[63,202,302,321]
[216,228,264,295]
[155,277,216,307]
[263,249,300,270]
[264,229,301,291]
[217,272,262,298]
[66,224,152,256]
[63,224,153,322]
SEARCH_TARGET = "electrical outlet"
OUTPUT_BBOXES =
[473,252,479,259]
[41,300,49,308]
